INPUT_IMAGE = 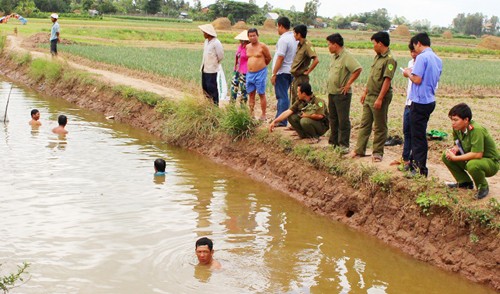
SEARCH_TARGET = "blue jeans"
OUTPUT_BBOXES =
[402,106,411,161]
[274,73,292,126]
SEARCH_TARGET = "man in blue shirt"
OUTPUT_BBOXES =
[403,32,442,177]
[271,17,297,126]
[50,13,60,56]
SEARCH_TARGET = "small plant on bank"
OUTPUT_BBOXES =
[9,52,32,66]
[469,233,479,243]
[416,192,451,216]
[112,85,161,107]
[219,104,258,140]
[0,262,30,293]
[369,171,393,192]
[0,35,6,53]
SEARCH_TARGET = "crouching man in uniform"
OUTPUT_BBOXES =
[442,103,499,199]
[269,82,329,143]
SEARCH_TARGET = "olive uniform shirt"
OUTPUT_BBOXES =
[327,48,362,95]
[366,49,397,97]
[453,121,499,160]
[290,39,317,77]
[290,95,329,125]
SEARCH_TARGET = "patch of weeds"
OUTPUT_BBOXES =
[112,85,161,106]
[293,143,313,158]
[487,198,500,214]
[415,192,451,216]
[0,262,30,293]
[0,35,5,52]
[219,104,258,140]
[155,98,176,117]
[29,59,62,82]
[278,136,293,153]
[464,207,494,227]
[163,96,220,142]
[469,233,479,243]
[345,163,376,189]
[12,52,32,66]
[369,171,393,192]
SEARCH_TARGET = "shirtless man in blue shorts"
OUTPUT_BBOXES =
[246,28,272,121]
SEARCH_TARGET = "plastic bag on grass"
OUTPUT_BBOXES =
[217,65,229,101]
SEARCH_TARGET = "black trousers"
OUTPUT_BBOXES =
[410,101,435,177]
[202,72,219,106]
[50,39,58,55]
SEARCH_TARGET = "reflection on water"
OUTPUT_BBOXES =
[0,79,496,294]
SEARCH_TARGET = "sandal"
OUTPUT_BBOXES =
[372,154,383,162]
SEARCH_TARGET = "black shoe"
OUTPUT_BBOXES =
[475,187,489,200]
[446,181,474,189]
[384,135,403,146]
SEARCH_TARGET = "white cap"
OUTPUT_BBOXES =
[50,13,58,19]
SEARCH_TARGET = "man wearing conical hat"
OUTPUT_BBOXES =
[199,24,224,106]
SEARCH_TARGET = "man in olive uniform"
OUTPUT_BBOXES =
[269,82,328,143]
[290,25,319,105]
[326,33,362,151]
[348,31,396,162]
[442,103,499,200]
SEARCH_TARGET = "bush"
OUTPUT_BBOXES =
[219,104,257,140]
[0,262,30,293]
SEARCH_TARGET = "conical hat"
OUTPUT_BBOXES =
[234,30,249,41]
[198,24,217,37]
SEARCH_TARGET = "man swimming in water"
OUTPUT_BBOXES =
[195,237,221,269]
[154,158,166,176]
[52,114,68,135]
[29,109,42,126]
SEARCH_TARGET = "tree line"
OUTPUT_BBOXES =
[1,0,498,36]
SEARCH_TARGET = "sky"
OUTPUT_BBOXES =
[199,0,500,27]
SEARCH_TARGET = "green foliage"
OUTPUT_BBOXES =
[208,0,260,22]
[162,96,221,142]
[219,104,258,140]
[12,52,32,65]
[0,262,30,293]
[469,233,479,243]
[465,207,494,226]
[109,15,193,23]
[29,58,62,82]
[112,85,161,106]
[369,171,392,192]
[0,35,5,52]
[415,192,451,216]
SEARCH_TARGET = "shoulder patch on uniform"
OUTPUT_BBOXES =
[388,64,394,71]
[318,102,323,107]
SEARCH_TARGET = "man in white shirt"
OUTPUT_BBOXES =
[271,17,297,126]
[199,24,224,106]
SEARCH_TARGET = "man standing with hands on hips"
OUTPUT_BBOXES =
[403,32,442,177]
[271,17,297,126]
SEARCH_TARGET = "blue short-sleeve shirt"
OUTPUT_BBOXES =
[410,47,442,104]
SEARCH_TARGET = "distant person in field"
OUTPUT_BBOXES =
[290,24,319,106]
[29,109,41,127]
[52,114,68,135]
[230,30,250,104]
[246,28,272,121]
[269,82,329,144]
[403,32,442,177]
[348,31,397,162]
[154,158,166,176]
[442,103,499,200]
[271,16,298,126]
[399,42,419,171]
[50,13,60,56]
[199,24,224,106]
[326,33,362,152]
[195,237,221,270]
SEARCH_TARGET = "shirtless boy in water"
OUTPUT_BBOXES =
[245,28,272,121]
[29,109,42,127]
[52,115,68,135]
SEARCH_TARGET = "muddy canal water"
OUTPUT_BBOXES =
[0,79,495,293]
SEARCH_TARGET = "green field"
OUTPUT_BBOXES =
[55,43,500,96]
